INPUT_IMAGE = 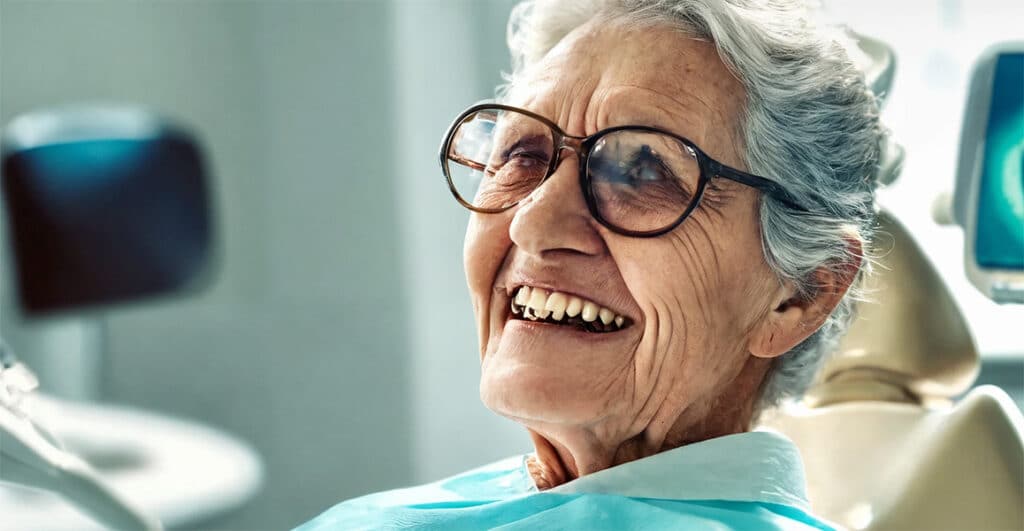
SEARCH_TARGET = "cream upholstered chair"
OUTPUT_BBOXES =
[760,210,1024,530]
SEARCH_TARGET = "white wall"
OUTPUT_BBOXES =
[2,2,407,528]
[392,0,530,485]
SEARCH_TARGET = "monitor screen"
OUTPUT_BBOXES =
[975,51,1024,271]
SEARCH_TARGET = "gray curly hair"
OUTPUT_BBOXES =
[499,0,884,413]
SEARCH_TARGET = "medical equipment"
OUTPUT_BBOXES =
[952,42,1024,304]
[0,348,160,530]
[0,104,215,530]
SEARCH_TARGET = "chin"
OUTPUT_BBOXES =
[479,352,615,427]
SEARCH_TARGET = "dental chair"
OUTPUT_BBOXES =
[760,209,1024,530]
[760,36,1024,531]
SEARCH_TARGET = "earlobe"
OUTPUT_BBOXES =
[749,238,863,359]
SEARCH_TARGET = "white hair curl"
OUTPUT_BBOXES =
[499,0,884,414]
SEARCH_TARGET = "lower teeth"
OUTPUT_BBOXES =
[510,303,618,333]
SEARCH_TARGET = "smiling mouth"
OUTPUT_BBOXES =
[508,286,631,333]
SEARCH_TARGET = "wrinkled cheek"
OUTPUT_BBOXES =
[464,216,499,298]
[464,213,513,352]
[630,288,726,406]
[463,215,485,287]
[599,246,697,401]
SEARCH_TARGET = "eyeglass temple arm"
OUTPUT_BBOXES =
[711,162,809,212]
[448,153,486,172]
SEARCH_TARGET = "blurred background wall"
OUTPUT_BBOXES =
[0,1,525,528]
[0,0,1021,530]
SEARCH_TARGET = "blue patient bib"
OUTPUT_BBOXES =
[297,431,837,530]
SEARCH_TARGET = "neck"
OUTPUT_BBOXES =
[524,357,768,489]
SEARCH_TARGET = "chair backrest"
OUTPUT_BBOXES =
[760,210,1024,530]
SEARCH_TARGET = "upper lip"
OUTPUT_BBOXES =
[502,275,634,322]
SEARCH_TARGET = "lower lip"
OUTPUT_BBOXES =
[504,317,629,339]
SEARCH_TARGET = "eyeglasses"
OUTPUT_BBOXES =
[439,103,806,237]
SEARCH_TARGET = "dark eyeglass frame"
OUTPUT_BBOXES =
[439,102,807,238]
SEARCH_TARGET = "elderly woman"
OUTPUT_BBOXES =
[302,0,882,528]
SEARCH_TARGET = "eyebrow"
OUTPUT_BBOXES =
[602,107,708,146]
[598,88,712,134]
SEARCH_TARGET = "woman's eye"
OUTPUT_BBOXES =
[629,161,667,182]
[507,148,548,167]
[621,155,674,185]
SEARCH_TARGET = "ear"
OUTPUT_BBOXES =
[748,238,863,359]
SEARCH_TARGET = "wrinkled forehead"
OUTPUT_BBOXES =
[503,18,747,164]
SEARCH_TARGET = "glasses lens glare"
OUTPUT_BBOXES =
[587,130,700,233]
[446,109,554,211]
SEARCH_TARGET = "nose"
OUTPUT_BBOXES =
[508,148,605,257]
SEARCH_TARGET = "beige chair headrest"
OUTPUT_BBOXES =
[805,210,979,406]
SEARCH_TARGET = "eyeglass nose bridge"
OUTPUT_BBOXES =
[544,134,587,180]
[554,134,586,158]
[516,135,587,207]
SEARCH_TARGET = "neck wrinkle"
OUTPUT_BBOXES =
[524,355,770,490]
[527,430,570,490]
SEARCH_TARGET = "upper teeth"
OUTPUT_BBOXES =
[511,286,628,328]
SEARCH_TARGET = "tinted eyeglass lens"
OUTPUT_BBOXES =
[446,109,554,211]
[587,130,701,233]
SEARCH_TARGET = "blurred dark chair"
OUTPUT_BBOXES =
[1,104,214,316]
